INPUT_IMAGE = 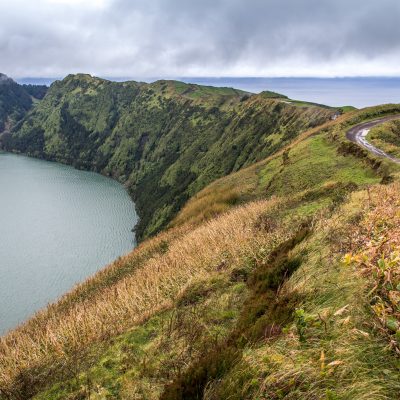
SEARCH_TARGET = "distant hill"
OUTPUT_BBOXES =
[0,73,47,133]
[5,74,335,239]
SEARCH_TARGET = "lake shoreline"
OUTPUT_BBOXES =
[0,151,138,334]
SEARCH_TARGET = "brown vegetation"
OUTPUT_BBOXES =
[344,183,400,353]
[0,196,289,398]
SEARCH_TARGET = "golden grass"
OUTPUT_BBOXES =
[0,196,286,397]
[202,185,400,400]
[171,185,243,228]
[344,183,400,353]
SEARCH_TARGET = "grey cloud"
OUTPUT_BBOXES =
[0,0,399,77]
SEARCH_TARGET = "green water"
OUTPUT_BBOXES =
[0,152,138,334]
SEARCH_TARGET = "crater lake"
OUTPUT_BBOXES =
[0,152,138,334]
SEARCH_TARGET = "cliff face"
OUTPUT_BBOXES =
[6,74,335,239]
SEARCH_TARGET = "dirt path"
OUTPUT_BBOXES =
[346,115,400,164]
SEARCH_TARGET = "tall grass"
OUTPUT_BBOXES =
[201,185,400,400]
[345,183,400,353]
[0,197,286,398]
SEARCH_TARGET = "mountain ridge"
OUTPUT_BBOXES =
[3,73,336,239]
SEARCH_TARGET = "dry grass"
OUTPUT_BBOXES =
[344,183,400,352]
[0,196,287,398]
[202,185,400,400]
[172,186,242,228]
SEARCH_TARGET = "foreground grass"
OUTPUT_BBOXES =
[30,185,400,400]
[1,196,290,398]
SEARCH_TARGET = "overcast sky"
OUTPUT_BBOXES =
[1,0,400,78]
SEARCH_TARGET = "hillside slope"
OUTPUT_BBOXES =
[367,119,400,159]
[0,74,38,133]
[172,105,400,228]
[4,74,336,239]
[2,104,400,399]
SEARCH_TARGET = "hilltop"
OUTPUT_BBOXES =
[0,71,400,398]
[4,74,336,239]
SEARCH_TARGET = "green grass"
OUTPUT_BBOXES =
[34,314,167,399]
[6,74,335,240]
[258,135,378,196]
[283,99,333,109]
[367,119,400,158]
[259,90,288,99]
[34,276,249,399]
[337,105,357,113]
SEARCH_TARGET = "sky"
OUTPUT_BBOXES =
[1,0,400,78]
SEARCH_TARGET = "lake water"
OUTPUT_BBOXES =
[0,152,138,334]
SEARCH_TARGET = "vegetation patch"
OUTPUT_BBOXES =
[344,183,400,353]
[161,228,309,400]
[367,119,400,158]
[2,96,400,399]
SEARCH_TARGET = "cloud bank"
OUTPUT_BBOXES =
[1,0,400,78]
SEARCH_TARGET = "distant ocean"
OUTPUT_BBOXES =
[17,77,400,109]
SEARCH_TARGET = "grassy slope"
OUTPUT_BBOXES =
[172,105,400,229]
[4,74,335,239]
[2,105,400,399]
[367,119,400,158]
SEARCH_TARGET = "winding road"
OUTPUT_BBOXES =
[346,115,400,164]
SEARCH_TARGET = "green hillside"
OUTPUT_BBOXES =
[4,74,336,239]
[367,119,400,158]
[0,74,35,132]
[1,96,400,399]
